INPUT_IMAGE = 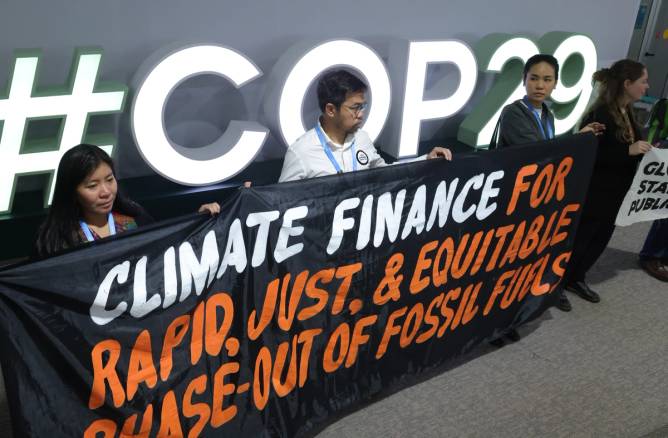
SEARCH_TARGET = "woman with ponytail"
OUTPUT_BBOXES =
[563,60,653,302]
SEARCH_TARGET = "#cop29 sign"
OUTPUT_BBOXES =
[0,32,597,214]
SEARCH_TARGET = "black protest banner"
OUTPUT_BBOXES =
[0,135,596,437]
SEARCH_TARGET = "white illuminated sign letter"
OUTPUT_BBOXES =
[398,41,477,157]
[0,49,126,214]
[132,45,267,185]
[547,34,597,135]
[269,39,391,146]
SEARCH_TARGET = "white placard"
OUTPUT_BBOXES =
[616,148,668,226]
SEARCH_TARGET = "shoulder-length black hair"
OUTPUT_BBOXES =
[34,144,140,257]
[523,54,559,84]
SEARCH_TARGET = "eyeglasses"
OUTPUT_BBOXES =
[342,102,368,115]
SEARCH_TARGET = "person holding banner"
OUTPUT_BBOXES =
[563,60,654,300]
[278,70,452,182]
[494,54,604,150]
[639,219,668,282]
[494,54,604,313]
[638,108,668,282]
[33,144,221,258]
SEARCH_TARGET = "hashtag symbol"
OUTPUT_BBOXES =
[0,48,127,214]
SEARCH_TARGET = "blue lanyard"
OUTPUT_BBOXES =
[80,212,116,242]
[315,124,356,173]
[523,96,553,140]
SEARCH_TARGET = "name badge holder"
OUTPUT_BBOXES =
[80,212,116,242]
[523,96,554,140]
[315,124,357,173]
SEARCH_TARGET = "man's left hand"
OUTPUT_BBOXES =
[198,202,221,215]
[427,146,453,161]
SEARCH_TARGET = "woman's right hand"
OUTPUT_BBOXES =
[629,141,653,156]
[579,122,605,135]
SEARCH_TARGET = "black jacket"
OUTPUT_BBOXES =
[497,99,556,148]
[581,106,641,219]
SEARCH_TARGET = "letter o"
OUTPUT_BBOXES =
[132,45,267,185]
[278,40,391,146]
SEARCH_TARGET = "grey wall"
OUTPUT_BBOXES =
[0,0,641,180]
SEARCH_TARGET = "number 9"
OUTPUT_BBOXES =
[540,32,597,136]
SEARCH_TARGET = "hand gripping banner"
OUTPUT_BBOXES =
[0,135,596,437]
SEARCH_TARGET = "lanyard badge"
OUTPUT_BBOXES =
[523,96,554,140]
[315,124,357,173]
[80,212,116,242]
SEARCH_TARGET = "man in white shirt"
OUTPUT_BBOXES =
[279,70,452,182]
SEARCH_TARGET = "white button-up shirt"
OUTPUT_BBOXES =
[278,122,388,182]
